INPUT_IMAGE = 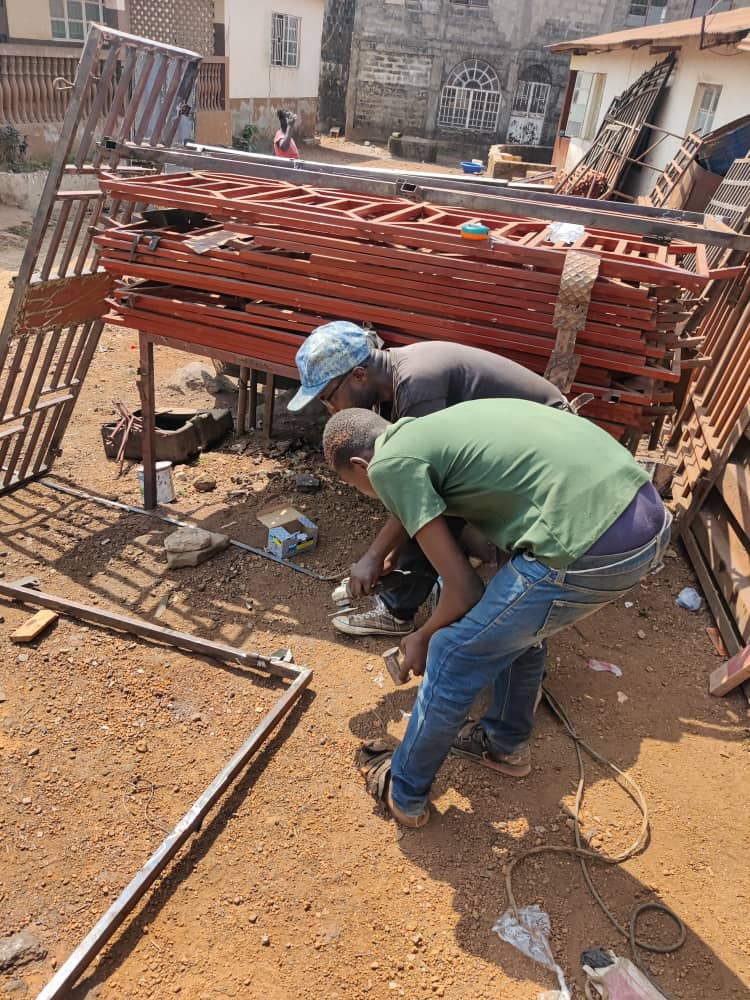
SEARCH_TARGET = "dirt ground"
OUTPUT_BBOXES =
[0,194,749,1000]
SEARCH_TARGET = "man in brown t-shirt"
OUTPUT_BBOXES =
[288,321,569,637]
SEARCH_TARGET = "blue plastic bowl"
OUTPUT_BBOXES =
[460,161,483,174]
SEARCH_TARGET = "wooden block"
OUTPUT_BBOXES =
[11,610,58,644]
[710,644,750,696]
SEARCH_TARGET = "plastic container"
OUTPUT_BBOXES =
[137,460,176,504]
[460,161,483,174]
[460,221,490,241]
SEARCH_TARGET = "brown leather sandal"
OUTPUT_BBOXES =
[356,740,430,829]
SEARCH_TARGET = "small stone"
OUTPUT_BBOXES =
[27,748,39,757]
[249,914,258,924]
[164,527,229,569]
[135,741,148,753]
[261,935,270,947]
[637,629,646,640]
[21,797,32,805]
[193,475,217,493]
[0,929,47,971]
[295,472,321,494]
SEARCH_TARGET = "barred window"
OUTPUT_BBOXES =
[49,0,103,41]
[438,59,501,133]
[512,81,550,118]
[271,13,300,68]
[626,0,668,26]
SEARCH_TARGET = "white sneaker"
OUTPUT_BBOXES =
[332,596,415,637]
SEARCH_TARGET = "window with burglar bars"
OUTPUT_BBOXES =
[438,59,501,133]
[49,0,104,41]
[512,81,550,118]
[271,13,299,67]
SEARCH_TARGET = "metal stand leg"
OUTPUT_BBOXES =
[264,371,276,440]
[137,333,157,509]
[249,368,258,429]
[237,364,249,434]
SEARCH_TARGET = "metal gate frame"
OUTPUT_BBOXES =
[0,24,200,494]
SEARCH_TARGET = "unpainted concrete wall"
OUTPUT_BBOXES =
[327,0,745,156]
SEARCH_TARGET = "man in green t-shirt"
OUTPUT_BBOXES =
[322,400,670,828]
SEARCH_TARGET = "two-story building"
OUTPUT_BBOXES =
[317,0,744,158]
[0,0,229,159]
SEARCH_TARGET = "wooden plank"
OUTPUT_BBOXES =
[11,609,58,643]
[692,500,750,640]
[681,529,743,657]
[709,644,750,696]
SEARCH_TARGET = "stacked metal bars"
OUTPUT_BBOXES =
[93,171,723,441]
[667,248,750,656]
[555,56,675,200]
[0,25,200,495]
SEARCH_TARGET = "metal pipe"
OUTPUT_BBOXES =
[38,478,339,581]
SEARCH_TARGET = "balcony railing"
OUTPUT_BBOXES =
[196,56,228,112]
[0,44,227,126]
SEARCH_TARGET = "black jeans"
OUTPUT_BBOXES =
[379,517,466,620]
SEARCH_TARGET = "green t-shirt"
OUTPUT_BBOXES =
[367,399,649,569]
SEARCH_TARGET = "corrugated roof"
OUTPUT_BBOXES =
[549,8,750,53]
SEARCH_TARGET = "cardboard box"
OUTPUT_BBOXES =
[257,503,319,560]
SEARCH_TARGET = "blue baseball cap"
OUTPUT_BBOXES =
[288,321,371,411]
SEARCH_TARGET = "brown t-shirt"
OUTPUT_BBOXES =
[381,342,566,419]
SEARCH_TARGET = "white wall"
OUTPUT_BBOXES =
[225,0,323,101]
[565,38,750,197]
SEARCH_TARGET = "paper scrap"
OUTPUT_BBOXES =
[587,659,623,678]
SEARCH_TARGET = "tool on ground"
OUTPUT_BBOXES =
[331,569,431,607]
[382,646,410,686]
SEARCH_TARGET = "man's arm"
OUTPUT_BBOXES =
[348,515,410,596]
[399,515,484,677]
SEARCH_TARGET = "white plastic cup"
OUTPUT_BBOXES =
[137,461,175,503]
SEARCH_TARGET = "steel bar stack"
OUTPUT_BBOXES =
[95,169,731,442]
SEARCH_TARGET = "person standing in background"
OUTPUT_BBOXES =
[274,109,300,159]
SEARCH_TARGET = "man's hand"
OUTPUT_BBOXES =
[348,551,385,596]
[400,630,429,679]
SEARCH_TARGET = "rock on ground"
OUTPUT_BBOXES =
[0,929,46,971]
[164,527,229,569]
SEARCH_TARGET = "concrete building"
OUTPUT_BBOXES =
[0,0,230,157]
[550,6,750,198]
[317,0,744,157]
[224,0,325,144]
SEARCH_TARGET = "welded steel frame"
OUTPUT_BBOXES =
[0,25,201,496]
[106,140,750,252]
[0,577,312,999]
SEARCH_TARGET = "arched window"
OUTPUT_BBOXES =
[438,59,501,133]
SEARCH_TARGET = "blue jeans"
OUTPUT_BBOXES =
[390,514,672,817]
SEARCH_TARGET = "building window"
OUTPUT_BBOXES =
[438,59,501,133]
[512,80,550,118]
[626,0,668,26]
[691,1,734,14]
[450,0,490,7]
[564,71,606,139]
[690,83,722,134]
[271,13,299,67]
[49,0,104,41]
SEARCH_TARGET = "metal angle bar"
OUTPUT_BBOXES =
[108,143,750,250]
[0,575,311,1000]
[0,577,300,681]
[183,141,711,224]
[38,478,339,581]
[36,668,310,1000]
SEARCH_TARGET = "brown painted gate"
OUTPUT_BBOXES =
[0,24,201,494]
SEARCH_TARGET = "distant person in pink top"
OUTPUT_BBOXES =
[274,109,300,159]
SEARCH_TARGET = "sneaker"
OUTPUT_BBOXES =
[450,720,531,777]
[332,596,415,637]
